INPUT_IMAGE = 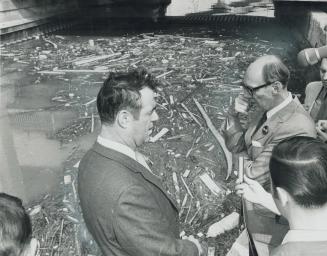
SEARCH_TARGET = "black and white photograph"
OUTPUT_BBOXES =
[1,0,327,255]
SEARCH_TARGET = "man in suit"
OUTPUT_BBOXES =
[268,137,327,256]
[235,137,327,256]
[78,69,204,256]
[304,57,327,143]
[221,55,316,256]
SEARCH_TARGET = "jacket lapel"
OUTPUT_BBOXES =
[308,83,323,113]
[92,143,178,210]
[246,97,301,159]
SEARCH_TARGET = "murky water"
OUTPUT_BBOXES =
[1,59,99,202]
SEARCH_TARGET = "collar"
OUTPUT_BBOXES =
[267,92,293,119]
[97,136,136,161]
[282,230,327,244]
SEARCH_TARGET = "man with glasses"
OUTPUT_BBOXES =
[221,55,316,256]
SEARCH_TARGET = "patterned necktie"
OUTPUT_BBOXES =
[253,112,267,135]
[316,86,327,120]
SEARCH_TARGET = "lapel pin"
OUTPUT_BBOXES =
[262,125,269,135]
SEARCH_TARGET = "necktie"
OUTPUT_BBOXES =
[253,112,267,135]
[316,86,327,120]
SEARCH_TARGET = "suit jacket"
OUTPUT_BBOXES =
[304,81,324,118]
[78,143,198,256]
[222,96,316,255]
[270,241,327,256]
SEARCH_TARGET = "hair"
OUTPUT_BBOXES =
[262,56,290,88]
[270,137,327,208]
[0,193,32,256]
[97,68,159,125]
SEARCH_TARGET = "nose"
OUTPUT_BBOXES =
[151,110,159,121]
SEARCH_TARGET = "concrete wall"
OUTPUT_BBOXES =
[0,0,79,35]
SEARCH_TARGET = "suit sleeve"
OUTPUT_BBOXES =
[113,184,199,256]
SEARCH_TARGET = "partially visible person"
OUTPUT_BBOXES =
[0,193,38,256]
[304,57,327,142]
[78,68,205,256]
[236,136,327,255]
[221,55,316,255]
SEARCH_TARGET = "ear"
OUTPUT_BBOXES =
[22,238,38,256]
[116,110,133,128]
[276,187,289,207]
[271,81,282,94]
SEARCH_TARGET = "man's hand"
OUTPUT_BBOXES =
[317,120,327,143]
[184,235,207,256]
[234,93,250,114]
[235,175,269,205]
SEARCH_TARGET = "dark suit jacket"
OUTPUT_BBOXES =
[304,81,323,118]
[78,142,198,256]
[271,241,327,256]
[222,96,317,255]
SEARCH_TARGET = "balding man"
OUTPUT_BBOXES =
[221,55,316,256]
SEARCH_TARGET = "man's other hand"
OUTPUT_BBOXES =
[317,120,327,143]
[235,175,269,205]
[234,93,250,114]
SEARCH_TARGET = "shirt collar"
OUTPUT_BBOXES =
[266,92,293,119]
[282,230,327,244]
[97,136,136,161]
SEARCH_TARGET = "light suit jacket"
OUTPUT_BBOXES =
[304,81,324,116]
[222,96,316,255]
[78,143,198,256]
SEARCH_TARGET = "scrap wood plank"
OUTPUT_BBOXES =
[74,53,121,66]
[199,173,224,196]
[193,98,233,180]
[38,69,109,75]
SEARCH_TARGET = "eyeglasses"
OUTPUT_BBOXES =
[242,81,275,97]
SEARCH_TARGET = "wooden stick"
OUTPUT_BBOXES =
[184,198,193,223]
[238,156,244,183]
[193,98,233,180]
[84,98,96,106]
[179,194,189,217]
[172,172,181,206]
[74,53,121,66]
[180,103,202,127]
[39,69,109,75]
[91,113,94,133]
[74,225,81,256]
[156,70,174,79]
[197,77,218,83]
[58,219,64,254]
[180,176,194,199]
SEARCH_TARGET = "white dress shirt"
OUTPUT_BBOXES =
[97,136,152,172]
[282,229,327,244]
